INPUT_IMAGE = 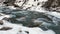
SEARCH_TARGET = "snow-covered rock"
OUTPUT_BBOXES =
[14,0,48,11]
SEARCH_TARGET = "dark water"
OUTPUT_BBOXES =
[0,6,60,34]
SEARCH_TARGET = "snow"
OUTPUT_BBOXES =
[0,5,57,34]
[14,0,48,12]
[46,12,60,18]
[0,0,58,34]
[0,21,55,34]
[0,14,55,34]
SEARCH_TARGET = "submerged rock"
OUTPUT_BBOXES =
[0,27,12,30]
[0,20,3,25]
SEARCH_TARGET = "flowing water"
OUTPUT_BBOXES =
[0,6,60,34]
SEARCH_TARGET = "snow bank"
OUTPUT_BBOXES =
[0,14,55,34]
[0,20,55,34]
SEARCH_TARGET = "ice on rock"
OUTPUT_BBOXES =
[46,12,60,18]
